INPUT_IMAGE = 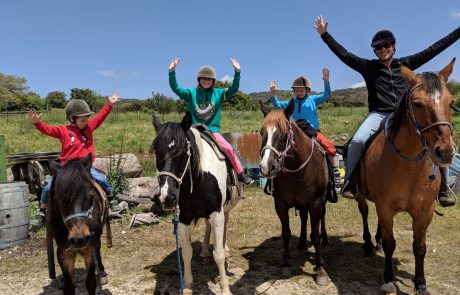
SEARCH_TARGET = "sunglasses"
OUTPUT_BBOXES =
[373,43,393,50]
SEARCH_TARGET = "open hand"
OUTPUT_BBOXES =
[230,58,240,72]
[169,57,180,72]
[26,109,43,124]
[108,93,121,105]
[322,68,330,82]
[269,80,277,95]
[314,15,328,35]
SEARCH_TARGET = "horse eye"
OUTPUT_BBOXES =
[413,101,424,108]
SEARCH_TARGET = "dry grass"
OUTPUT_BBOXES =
[1,187,459,294]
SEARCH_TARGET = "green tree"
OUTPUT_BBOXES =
[21,92,45,110]
[45,91,67,108]
[70,88,98,109]
[0,73,29,111]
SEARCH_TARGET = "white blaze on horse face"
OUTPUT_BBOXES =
[158,180,169,203]
[432,89,441,108]
[168,140,175,149]
[260,126,277,172]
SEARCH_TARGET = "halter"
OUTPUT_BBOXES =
[384,81,452,162]
[156,139,194,194]
[62,181,106,223]
[260,120,316,173]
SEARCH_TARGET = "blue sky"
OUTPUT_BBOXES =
[2,0,460,100]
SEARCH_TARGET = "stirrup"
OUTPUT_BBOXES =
[341,180,358,199]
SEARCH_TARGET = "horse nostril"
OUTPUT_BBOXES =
[434,146,442,159]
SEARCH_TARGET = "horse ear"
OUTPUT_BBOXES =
[82,153,92,170]
[181,112,192,131]
[400,64,418,87]
[284,99,294,119]
[259,100,270,117]
[49,160,61,175]
[438,57,456,82]
[152,114,162,133]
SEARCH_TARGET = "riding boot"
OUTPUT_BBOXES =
[30,207,46,231]
[238,173,255,185]
[438,168,456,207]
[341,179,358,199]
[325,156,338,203]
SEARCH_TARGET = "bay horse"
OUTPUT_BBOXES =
[259,99,330,285]
[355,59,456,295]
[47,153,112,295]
[151,112,240,295]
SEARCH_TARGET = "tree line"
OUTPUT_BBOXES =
[1,71,459,113]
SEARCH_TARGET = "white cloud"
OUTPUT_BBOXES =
[98,70,116,78]
[351,81,366,88]
[219,75,233,83]
[451,10,460,18]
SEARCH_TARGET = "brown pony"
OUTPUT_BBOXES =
[259,99,330,285]
[47,154,112,295]
[355,59,456,295]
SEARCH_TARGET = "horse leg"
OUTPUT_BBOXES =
[375,223,383,251]
[83,247,97,295]
[357,198,375,256]
[56,246,76,295]
[377,207,397,295]
[310,199,330,286]
[178,223,194,294]
[275,201,291,269]
[209,211,231,295]
[297,207,308,250]
[92,236,108,285]
[320,202,329,246]
[411,214,433,295]
[200,219,212,263]
[223,211,231,258]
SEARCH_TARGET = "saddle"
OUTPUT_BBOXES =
[191,123,242,198]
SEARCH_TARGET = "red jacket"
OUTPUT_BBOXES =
[34,104,112,165]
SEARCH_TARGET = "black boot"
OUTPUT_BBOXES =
[238,173,254,185]
[341,179,358,199]
[438,168,456,207]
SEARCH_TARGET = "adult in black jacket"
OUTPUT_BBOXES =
[314,15,460,206]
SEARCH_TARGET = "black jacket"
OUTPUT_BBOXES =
[320,27,460,112]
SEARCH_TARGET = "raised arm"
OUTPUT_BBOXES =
[223,58,241,98]
[27,110,63,138]
[168,57,191,99]
[312,68,331,105]
[270,80,290,109]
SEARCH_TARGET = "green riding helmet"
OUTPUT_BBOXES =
[292,76,311,92]
[197,66,216,80]
[65,99,94,120]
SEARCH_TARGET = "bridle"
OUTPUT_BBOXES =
[384,81,452,162]
[63,181,106,224]
[260,119,315,173]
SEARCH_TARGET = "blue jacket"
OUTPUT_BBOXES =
[271,81,331,130]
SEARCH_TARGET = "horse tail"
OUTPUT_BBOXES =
[46,219,56,279]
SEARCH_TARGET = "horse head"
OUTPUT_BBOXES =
[400,58,456,166]
[259,99,295,177]
[50,153,99,249]
[152,112,193,211]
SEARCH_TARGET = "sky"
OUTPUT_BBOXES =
[2,0,460,100]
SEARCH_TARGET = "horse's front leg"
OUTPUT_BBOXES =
[377,206,397,295]
[210,211,231,295]
[178,223,193,293]
[297,207,308,250]
[91,235,108,284]
[83,247,97,295]
[411,210,434,295]
[310,199,330,286]
[200,219,212,262]
[357,197,375,256]
[56,246,76,295]
[275,200,291,269]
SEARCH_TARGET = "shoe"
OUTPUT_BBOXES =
[238,173,255,185]
[30,211,46,231]
[341,179,358,199]
[438,192,456,207]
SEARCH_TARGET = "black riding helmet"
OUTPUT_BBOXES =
[371,30,396,47]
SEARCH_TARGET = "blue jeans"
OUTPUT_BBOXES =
[345,111,391,180]
[40,167,113,204]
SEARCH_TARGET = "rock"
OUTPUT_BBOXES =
[128,177,159,198]
[93,153,143,178]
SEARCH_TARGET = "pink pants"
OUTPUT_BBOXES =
[212,132,244,174]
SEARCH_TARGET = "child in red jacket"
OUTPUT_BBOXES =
[27,94,121,230]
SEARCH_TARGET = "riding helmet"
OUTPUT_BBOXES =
[291,76,311,91]
[371,30,396,47]
[65,99,94,120]
[197,66,216,80]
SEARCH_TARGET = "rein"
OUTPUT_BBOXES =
[156,139,193,194]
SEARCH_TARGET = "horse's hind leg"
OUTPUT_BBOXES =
[357,198,375,256]
[310,199,330,286]
[201,218,212,263]
[56,246,76,295]
[320,202,329,246]
[223,211,231,258]
[297,207,308,250]
[411,213,433,294]
[375,223,383,251]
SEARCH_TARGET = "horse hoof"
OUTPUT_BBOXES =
[297,242,307,250]
[100,275,109,285]
[314,267,330,286]
[380,282,396,295]
[281,266,292,276]
[182,288,193,295]
[415,288,431,295]
[364,244,376,257]
[375,240,383,251]
[321,239,329,247]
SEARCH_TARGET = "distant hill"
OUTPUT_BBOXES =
[248,87,368,107]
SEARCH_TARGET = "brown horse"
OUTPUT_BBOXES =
[47,154,112,295]
[354,59,456,295]
[259,99,330,285]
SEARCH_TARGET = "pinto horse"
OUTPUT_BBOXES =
[354,59,456,295]
[47,153,112,295]
[151,112,240,295]
[259,99,330,285]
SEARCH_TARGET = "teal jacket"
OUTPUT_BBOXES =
[169,70,240,132]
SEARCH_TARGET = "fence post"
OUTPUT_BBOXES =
[0,135,6,182]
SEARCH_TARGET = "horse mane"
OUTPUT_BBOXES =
[53,158,94,203]
[389,72,442,138]
[153,122,200,179]
[262,109,289,134]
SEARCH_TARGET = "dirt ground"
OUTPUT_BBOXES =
[1,187,459,295]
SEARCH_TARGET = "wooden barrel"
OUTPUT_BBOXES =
[0,181,30,249]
